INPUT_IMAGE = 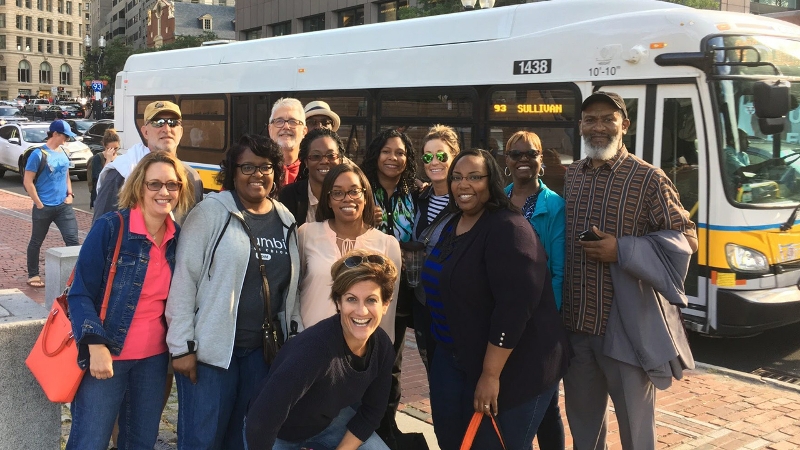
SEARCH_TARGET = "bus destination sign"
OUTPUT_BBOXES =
[513,59,552,75]
[493,104,564,114]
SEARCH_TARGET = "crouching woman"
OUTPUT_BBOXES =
[244,249,398,450]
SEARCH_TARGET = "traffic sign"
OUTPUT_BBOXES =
[91,82,103,92]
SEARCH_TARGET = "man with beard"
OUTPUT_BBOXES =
[562,91,697,450]
[269,98,308,185]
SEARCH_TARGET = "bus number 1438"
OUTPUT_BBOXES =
[513,59,552,75]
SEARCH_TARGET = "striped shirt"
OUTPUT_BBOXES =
[421,224,455,346]
[426,194,449,224]
[563,146,696,336]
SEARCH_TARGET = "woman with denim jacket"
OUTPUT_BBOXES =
[66,151,195,450]
[166,134,302,450]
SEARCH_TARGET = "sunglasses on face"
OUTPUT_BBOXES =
[236,163,274,175]
[307,153,340,163]
[329,188,365,201]
[343,254,387,268]
[269,118,304,128]
[422,151,449,165]
[307,117,333,128]
[145,180,181,192]
[507,150,541,161]
[148,118,182,128]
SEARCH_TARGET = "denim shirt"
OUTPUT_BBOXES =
[68,208,179,369]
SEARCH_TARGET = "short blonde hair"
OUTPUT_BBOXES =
[505,131,542,153]
[421,124,461,156]
[118,151,195,218]
[330,249,398,307]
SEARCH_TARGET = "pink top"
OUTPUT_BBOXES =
[114,207,176,361]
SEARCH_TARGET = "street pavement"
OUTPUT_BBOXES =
[2,188,800,450]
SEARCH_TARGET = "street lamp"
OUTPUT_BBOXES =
[84,35,106,100]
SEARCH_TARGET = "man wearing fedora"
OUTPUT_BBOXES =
[93,100,204,223]
[304,100,341,132]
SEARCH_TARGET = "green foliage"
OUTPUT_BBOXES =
[662,0,720,10]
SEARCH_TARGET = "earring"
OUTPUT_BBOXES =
[504,166,511,177]
[301,167,309,178]
[539,165,545,177]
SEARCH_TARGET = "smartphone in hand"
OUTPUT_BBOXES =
[578,229,602,242]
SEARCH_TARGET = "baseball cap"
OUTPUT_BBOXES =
[49,120,77,138]
[143,100,182,123]
[581,91,628,119]
[303,100,341,132]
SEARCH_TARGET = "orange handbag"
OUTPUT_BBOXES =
[26,212,124,403]
[460,411,507,450]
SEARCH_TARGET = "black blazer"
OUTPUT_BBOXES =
[279,179,310,227]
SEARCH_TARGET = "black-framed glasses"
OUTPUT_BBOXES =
[307,117,333,128]
[145,180,181,192]
[422,151,449,165]
[236,163,274,175]
[329,188,365,201]
[307,153,340,163]
[450,174,489,183]
[344,254,387,268]
[269,118,304,128]
[507,150,541,161]
[148,118,182,128]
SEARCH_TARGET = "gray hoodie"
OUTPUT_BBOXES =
[165,191,302,369]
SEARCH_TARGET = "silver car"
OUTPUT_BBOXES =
[0,107,29,126]
[0,123,92,181]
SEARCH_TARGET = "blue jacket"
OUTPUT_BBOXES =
[504,180,565,309]
[68,209,179,369]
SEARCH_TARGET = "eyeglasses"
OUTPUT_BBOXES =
[450,174,489,183]
[507,150,541,161]
[422,151,449,165]
[236,163,274,175]
[344,254,387,268]
[148,118,182,128]
[307,117,333,128]
[269,118,304,128]
[145,180,182,192]
[307,153,340,163]
[329,188,365,201]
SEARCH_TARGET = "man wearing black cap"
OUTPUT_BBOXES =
[561,91,698,449]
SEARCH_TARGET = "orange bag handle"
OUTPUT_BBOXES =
[40,211,125,356]
[460,411,507,450]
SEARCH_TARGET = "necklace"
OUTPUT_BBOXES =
[336,236,356,254]
[147,222,166,240]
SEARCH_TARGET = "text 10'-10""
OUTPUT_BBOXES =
[513,59,553,75]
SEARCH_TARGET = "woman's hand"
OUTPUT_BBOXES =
[172,354,198,384]
[373,206,383,225]
[474,372,501,416]
[334,430,363,450]
[88,344,114,380]
[103,146,117,164]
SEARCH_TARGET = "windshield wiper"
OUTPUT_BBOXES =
[781,203,800,232]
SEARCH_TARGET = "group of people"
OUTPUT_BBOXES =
[24,90,697,450]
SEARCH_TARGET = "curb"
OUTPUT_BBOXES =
[694,361,800,394]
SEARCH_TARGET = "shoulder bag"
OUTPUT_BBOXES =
[459,412,507,450]
[26,211,125,403]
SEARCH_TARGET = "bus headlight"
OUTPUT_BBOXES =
[725,244,769,274]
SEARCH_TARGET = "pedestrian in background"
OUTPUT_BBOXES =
[65,151,194,450]
[279,128,345,227]
[362,128,418,448]
[562,91,697,450]
[504,130,566,450]
[24,120,80,288]
[166,134,301,450]
[87,128,121,209]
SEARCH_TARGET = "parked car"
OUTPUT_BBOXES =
[34,105,85,121]
[12,98,27,109]
[0,123,92,180]
[64,119,96,138]
[23,99,50,116]
[0,107,29,125]
[81,119,115,154]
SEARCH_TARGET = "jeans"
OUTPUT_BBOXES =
[535,388,566,450]
[66,352,168,450]
[430,346,558,450]
[27,202,79,278]
[267,407,389,450]
[176,347,269,450]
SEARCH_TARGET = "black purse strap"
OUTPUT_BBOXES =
[419,209,456,246]
[230,212,275,338]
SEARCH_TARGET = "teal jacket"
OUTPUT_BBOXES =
[504,180,565,310]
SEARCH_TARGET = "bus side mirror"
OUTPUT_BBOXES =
[754,80,790,135]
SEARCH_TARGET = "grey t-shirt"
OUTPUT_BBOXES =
[234,198,292,349]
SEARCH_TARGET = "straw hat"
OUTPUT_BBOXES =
[303,100,341,132]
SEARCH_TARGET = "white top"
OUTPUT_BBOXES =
[306,182,319,224]
[297,220,402,342]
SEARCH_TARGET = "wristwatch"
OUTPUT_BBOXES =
[67,192,74,198]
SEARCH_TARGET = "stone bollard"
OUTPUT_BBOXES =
[44,246,81,310]
[0,289,60,450]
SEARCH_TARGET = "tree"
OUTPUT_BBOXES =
[82,36,134,95]
[663,0,720,10]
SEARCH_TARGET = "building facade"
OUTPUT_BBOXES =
[145,0,234,48]
[0,0,89,99]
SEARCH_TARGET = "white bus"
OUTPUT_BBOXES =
[115,0,800,336]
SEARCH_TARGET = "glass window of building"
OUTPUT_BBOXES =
[37,18,43,31]
[37,38,42,52]
[66,22,72,35]
[16,15,23,30]
[243,27,262,40]
[37,0,42,9]
[46,19,52,33]
[203,18,211,30]
[59,63,70,85]
[39,62,51,83]
[25,0,31,8]
[25,16,32,30]
[15,0,21,6]
[25,36,31,50]
[0,67,6,82]
[18,61,31,83]
[338,7,364,28]
[0,35,5,50]
[302,14,325,32]
[46,39,52,53]
[58,40,63,54]
[66,0,71,14]
[0,14,5,28]
[46,0,51,11]
[66,41,71,55]
[378,1,408,22]
[58,20,63,34]
[57,0,63,12]
[16,36,22,49]
[271,21,290,36]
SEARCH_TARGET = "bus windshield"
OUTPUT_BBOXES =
[710,35,800,207]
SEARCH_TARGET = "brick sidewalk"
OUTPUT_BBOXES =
[3,189,800,450]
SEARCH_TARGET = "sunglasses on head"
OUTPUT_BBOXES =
[343,254,387,268]
[507,150,541,161]
[422,151,449,165]
[148,118,182,128]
